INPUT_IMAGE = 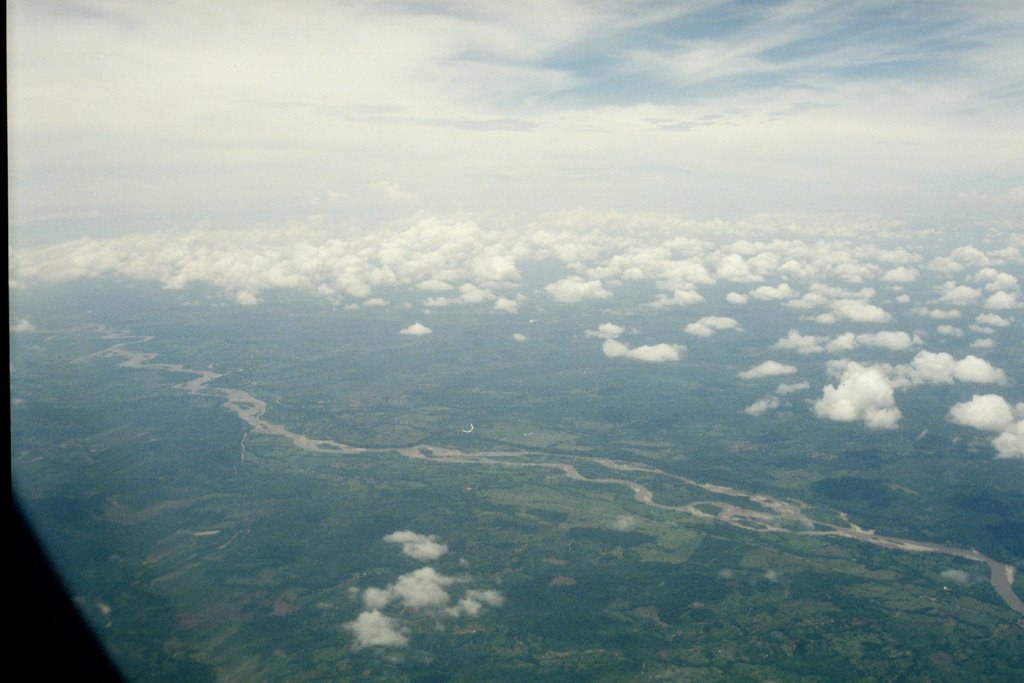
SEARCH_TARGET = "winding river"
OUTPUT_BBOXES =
[92,331,1023,617]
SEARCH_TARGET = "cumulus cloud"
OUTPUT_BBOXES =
[750,282,796,301]
[585,323,625,339]
[416,279,454,292]
[10,318,36,332]
[399,322,433,336]
[235,290,261,306]
[881,266,919,282]
[774,329,826,354]
[974,268,1019,292]
[350,558,506,650]
[383,530,448,561]
[457,283,494,304]
[914,307,961,319]
[948,395,1024,458]
[901,351,1006,385]
[936,325,963,336]
[970,338,995,348]
[829,299,892,323]
[984,290,1018,309]
[715,253,761,282]
[493,297,520,313]
[928,256,965,273]
[776,381,810,394]
[512,332,527,342]
[937,282,982,306]
[975,313,1010,327]
[738,361,798,379]
[684,316,741,337]
[826,330,919,353]
[345,610,408,649]
[992,422,1024,459]
[948,394,1016,432]
[602,339,683,363]
[387,567,456,609]
[545,276,611,303]
[744,396,780,416]
[725,292,748,304]
[649,288,705,307]
[445,589,505,618]
[813,362,901,429]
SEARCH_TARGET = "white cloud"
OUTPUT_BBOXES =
[927,256,965,273]
[948,395,1024,459]
[345,610,408,649]
[445,589,505,618]
[937,282,982,306]
[776,381,810,395]
[725,292,748,304]
[901,351,1006,385]
[948,394,1016,432]
[684,316,741,337]
[512,332,527,342]
[383,530,448,561]
[352,563,506,647]
[825,332,858,352]
[715,253,761,282]
[457,283,494,304]
[545,276,611,303]
[813,362,901,429]
[970,338,994,348]
[10,318,36,332]
[881,266,919,282]
[913,307,961,319]
[975,313,1010,327]
[936,324,963,336]
[975,269,1019,293]
[738,361,798,379]
[826,330,919,353]
[991,421,1024,459]
[362,567,458,611]
[400,322,433,336]
[472,252,519,283]
[493,297,520,313]
[773,329,826,354]
[750,282,795,301]
[858,331,919,351]
[830,299,892,323]
[650,289,705,307]
[744,396,780,416]
[389,567,456,609]
[235,290,260,306]
[602,339,682,363]
[984,290,1018,309]
[950,246,990,267]
[585,322,625,339]
[416,279,454,291]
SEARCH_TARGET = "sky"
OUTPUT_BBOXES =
[8,0,1024,245]
[8,2,1024,460]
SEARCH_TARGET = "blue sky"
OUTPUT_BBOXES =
[8,1,1024,244]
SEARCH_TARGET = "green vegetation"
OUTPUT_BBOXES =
[10,283,1024,681]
